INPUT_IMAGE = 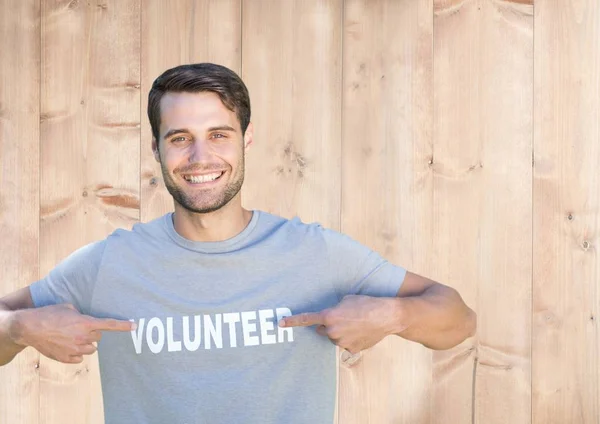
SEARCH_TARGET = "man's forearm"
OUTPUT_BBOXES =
[0,303,26,366]
[388,284,476,350]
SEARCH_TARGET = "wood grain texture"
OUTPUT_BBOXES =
[341,0,433,422]
[533,1,600,423]
[433,0,533,423]
[0,0,40,423]
[240,0,342,227]
[140,0,241,222]
[39,0,140,423]
[3,0,600,422]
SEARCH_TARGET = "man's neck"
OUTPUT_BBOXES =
[172,198,253,242]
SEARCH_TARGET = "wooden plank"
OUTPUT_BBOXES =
[240,0,342,227]
[340,0,433,423]
[140,0,242,222]
[433,0,533,423]
[533,1,600,423]
[0,1,40,423]
[39,0,140,423]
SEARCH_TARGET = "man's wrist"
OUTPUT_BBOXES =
[7,310,28,347]
[383,296,413,337]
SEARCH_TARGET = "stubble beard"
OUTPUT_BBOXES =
[160,154,245,214]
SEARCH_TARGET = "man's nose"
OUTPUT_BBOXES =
[189,138,212,163]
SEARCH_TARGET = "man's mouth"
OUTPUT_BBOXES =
[182,171,225,184]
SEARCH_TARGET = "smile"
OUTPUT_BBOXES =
[182,171,225,184]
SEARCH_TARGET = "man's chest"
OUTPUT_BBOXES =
[90,257,339,366]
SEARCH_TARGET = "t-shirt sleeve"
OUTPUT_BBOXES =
[29,240,107,315]
[320,226,408,300]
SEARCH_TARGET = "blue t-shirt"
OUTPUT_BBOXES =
[30,210,407,424]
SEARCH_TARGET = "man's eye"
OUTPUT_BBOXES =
[172,136,187,142]
[212,133,226,139]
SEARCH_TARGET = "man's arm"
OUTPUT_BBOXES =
[389,271,476,350]
[280,271,476,353]
[0,287,135,367]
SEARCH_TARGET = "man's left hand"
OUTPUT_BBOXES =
[278,294,400,354]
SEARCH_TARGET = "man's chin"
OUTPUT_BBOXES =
[178,191,239,213]
[177,201,225,215]
[165,178,241,215]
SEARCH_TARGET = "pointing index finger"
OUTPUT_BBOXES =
[279,312,324,328]
[89,317,137,332]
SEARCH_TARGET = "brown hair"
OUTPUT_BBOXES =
[147,63,251,145]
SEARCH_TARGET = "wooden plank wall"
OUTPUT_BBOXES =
[0,1,598,423]
[433,1,533,424]
[533,1,600,423]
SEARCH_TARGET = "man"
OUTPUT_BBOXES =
[0,63,476,424]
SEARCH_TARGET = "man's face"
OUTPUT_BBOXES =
[152,91,253,214]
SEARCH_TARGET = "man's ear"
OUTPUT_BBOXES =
[243,122,254,151]
[151,137,160,162]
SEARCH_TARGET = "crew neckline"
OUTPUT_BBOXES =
[163,210,260,253]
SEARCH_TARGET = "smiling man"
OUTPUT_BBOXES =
[0,63,476,424]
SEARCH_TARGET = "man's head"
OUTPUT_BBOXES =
[148,63,253,214]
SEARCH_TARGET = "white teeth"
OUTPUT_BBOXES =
[185,172,222,184]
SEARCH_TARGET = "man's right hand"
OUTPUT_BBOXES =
[9,304,135,364]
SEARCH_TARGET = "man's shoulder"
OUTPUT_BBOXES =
[254,210,334,247]
[106,213,170,244]
[256,210,324,232]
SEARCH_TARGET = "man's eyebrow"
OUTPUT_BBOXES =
[163,128,189,140]
[163,126,236,140]
[207,125,236,133]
